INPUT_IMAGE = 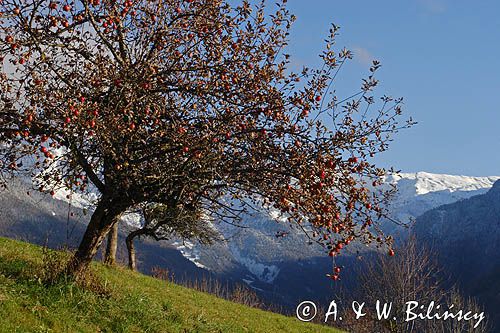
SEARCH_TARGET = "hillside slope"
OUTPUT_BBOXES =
[0,237,339,333]
[414,179,500,329]
[415,179,500,279]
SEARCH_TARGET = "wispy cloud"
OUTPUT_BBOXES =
[418,0,447,14]
[352,46,375,66]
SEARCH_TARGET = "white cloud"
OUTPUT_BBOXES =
[352,46,375,66]
[418,0,447,14]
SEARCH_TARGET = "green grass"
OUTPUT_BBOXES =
[0,237,341,333]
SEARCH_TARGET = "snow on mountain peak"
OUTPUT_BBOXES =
[386,172,500,196]
[381,172,500,227]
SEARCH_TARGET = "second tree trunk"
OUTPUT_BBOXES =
[104,222,119,265]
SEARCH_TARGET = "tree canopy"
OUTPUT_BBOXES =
[0,0,413,276]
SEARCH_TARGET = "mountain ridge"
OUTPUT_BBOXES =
[413,179,500,329]
[1,171,499,308]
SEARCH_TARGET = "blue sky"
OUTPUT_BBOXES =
[281,0,500,176]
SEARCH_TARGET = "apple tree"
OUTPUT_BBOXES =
[0,0,413,277]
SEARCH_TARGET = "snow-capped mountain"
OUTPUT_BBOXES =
[414,179,500,328]
[385,172,500,222]
[415,178,500,275]
[2,172,499,296]
[171,172,500,285]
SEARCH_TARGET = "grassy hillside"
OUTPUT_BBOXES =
[0,237,340,332]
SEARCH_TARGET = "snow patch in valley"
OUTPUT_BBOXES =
[172,240,207,269]
[241,276,265,291]
[230,246,280,283]
[242,278,254,285]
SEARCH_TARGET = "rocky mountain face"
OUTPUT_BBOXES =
[186,172,500,285]
[415,179,500,277]
[175,172,499,307]
[414,180,500,328]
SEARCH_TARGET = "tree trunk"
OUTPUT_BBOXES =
[126,228,147,271]
[66,195,125,277]
[104,221,119,265]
